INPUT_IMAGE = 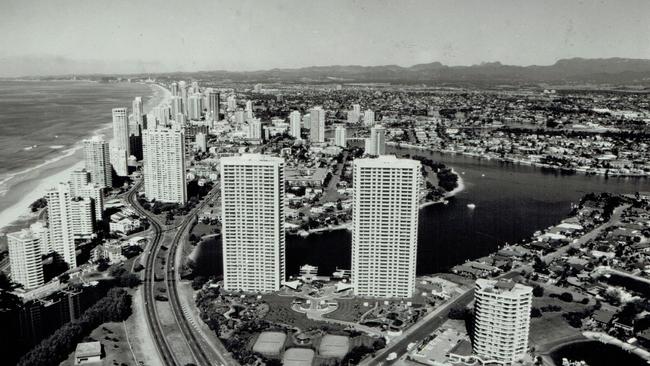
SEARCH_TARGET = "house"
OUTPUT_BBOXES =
[74,341,102,364]
[591,309,615,327]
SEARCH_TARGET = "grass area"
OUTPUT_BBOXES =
[529,290,588,347]
[60,322,136,366]
[191,221,217,238]
[324,298,375,322]
[262,294,344,332]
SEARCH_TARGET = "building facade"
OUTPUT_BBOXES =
[309,106,325,143]
[220,154,286,292]
[7,229,44,289]
[289,110,301,138]
[473,279,533,365]
[142,128,187,204]
[334,124,347,147]
[365,124,386,156]
[83,136,112,188]
[47,183,77,268]
[351,156,420,298]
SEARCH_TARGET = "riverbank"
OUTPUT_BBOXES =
[388,142,649,178]
[0,82,170,247]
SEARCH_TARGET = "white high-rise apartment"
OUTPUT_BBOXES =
[188,94,203,120]
[112,108,130,155]
[289,111,301,138]
[351,156,420,298]
[46,183,77,268]
[171,82,179,96]
[334,125,347,147]
[365,124,386,156]
[364,109,375,126]
[227,95,236,111]
[71,197,95,238]
[302,114,311,130]
[473,279,533,365]
[352,104,361,115]
[309,106,325,143]
[170,96,183,119]
[247,118,262,140]
[83,136,112,188]
[132,97,144,128]
[109,143,129,177]
[7,229,44,289]
[207,89,220,122]
[80,184,104,221]
[69,169,90,198]
[347,110,360,124]
[234,110,245,125]
[142,128,187,204]
[179,81,188,113]
[30,221,51,255]
[220,154,286,292]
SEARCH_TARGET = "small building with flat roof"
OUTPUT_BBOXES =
[74,341,102,364]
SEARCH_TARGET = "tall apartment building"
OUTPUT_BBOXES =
[289,110,301,138]
[347,110,360,123]
[112,107,130,155]
[309,106,325,143]
[363,109,375,126]
[207,88,220,122]
[179,81,188,113]
[170,96,183,120]
[69,169,90,198]
[79,184,104,221]
[473,279,533,365]
[7,228,44,289]
[220,154,286,292]
[46,183,77,268]
[226,95,236,111]
[30,221,51,255]
[142,128,187,204]
[188,94,203,120]
[365,124,386,156]
[352,104,361,115]
[71,197,95,239]
[83,136,112,188]
[247,118,262,140]
[351,156,420,298]
[171,82,179,96]
[132,97,144,130]
[334,124,347,147]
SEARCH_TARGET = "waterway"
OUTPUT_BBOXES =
[550,340,648,366]
[195,146,647,277]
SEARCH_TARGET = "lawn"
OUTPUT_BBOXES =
[262,294,344,332]
[529,290,589,347]
[324,298,375,322]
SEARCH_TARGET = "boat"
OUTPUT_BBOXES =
[467,203,476,209]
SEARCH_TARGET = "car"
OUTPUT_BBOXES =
[386,352,397,361]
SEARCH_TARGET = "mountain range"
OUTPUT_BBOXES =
[4,56,650,85]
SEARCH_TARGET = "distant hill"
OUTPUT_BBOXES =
[5,56,650,85]
[158,58,650,85]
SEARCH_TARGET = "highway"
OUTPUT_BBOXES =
[125,180,178,366]
[126,180,234,366]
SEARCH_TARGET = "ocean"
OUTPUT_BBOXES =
[0,80,157,247]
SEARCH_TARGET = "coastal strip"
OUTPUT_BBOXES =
[0,83,171,238]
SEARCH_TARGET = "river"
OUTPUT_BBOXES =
[195,146,647,277]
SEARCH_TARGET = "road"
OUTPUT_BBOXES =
[126,180,178,366]
[127,180,235,366]
[364,272,519,366]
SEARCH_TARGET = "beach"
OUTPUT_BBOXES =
[0,82,171,247]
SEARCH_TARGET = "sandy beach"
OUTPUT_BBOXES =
[0,83,171,245]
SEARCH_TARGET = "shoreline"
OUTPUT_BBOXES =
[388,142,649,179]
[0,82,171,241]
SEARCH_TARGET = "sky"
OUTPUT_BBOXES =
[1,0,649,75]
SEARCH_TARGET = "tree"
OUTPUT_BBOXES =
[559,292,574,302]
[533,285,544,297]
[531,308,542,318]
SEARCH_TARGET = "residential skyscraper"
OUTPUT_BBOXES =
[80,184,104,221]
[132,97,144,128]
[352,104,361,115]
[71,197,95,239]
[109,143,129,177]
[112,108,130,156]
[220,154,286,292]
[142,128,187,204]
[170,96,183,118]
[227,95,236,111]
[207,89,220,122]
[247,118,262,140]
[171,82,179,96]
[334,124,347,147]
[473,279,533,365]
[363,109,375,126]
[289,111,301,138]
[46,183,77,268]
[347,110,359,124]
[69,169,90,198]
[365,124,386,156]
[309,106,325,143]
[188,94,203,120]
[7,229,44,289]
[351,156,420,298]
[83,136,112,188]
[179,81,188,113]
[195,132,207,152]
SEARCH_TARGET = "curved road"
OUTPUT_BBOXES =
[127,180,234,366]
